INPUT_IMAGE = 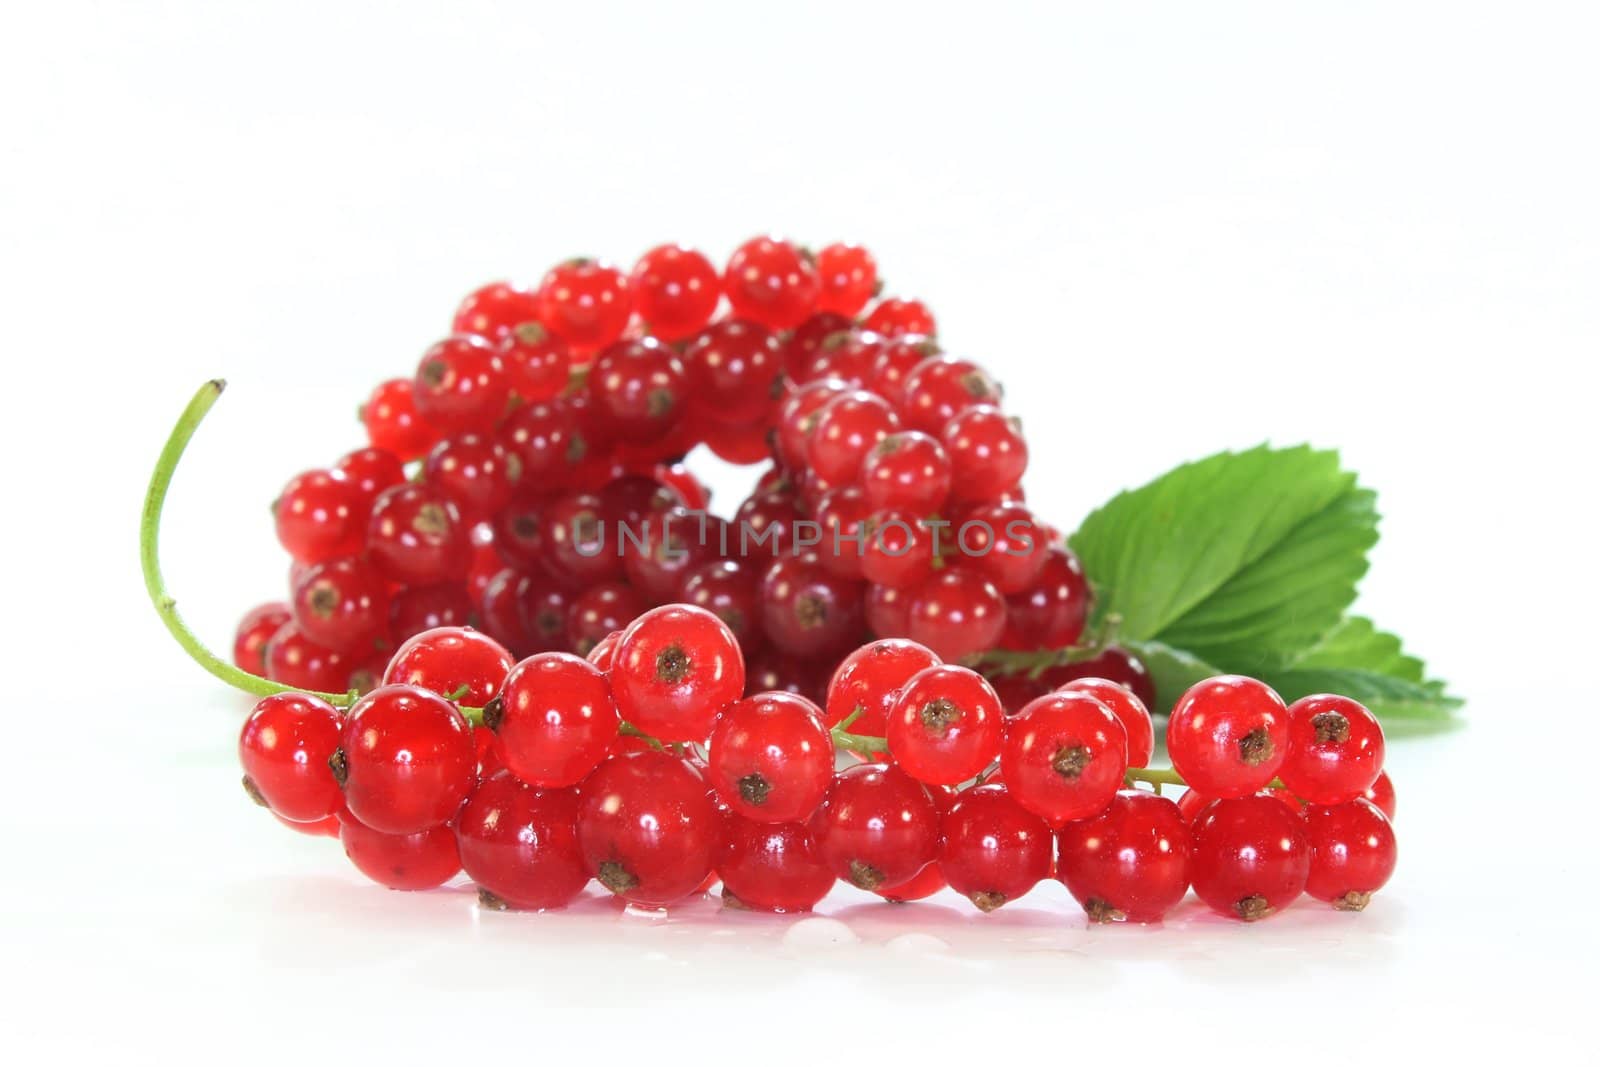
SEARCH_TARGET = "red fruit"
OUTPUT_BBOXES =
[1190,795,1311,921]
[1006,547,1091,650]
[537,490,621,585]
[942,406,1027,502]
[939,783,1054,911]
[383,626,514,706]
[1278,694,1386,805]
[743,649,829,704]
[781,312,854,380]
[452,280,542,342]
[811,763,940,891]
[1057,791,1191,923]
[413,335,510,435]
[264,621,352,693]
[499,399,589,491]
[860,431,952,514]
[276,812,342,838]
[622,507,721,602]
[723,236,819,330]
[586,630,622,671]
[760,553,866,660]
[1363,770,1397,820]
[652,462,710,513]
[886,665,1004,785]
[234,602,291,674]
[1058,678,1155,768]
[566,582,646,658]
[798,330,882,387]
[957,502,1049,595]
[239,692,345,823]
[388,583,474,641]
[680,560,763,650]
[630,244,720,341]
[813,242,879,317]
[876,860,947,902]
[1304,798,1397,910]
[422,434,518,523]
[339,817,460,890]
[473,724,506,777]
[715,818,835,913]
[869,336,940,411]
[361,378,439,462]
[489,652,620,787]
[906,569,1007,661]
[455,772,590,910]
[823,637,940,733]
[900,356,1001,435]
[990,672,1049,716]
[1167,676,1290,799]
[1176,788,1214,823]
[862,297,935,338]
[732,489,801,562]
[537,258,632,353]
[586,337,687,444]
[864,582,912,638]
[610,604,746,742]
[810,390,902,484]
[273,470,366,565]
[500,322,572,402]
[813,486,876,581]
[333,684,476,834]
[291,557,389,653]
[774,377,851,470]
[576,751,719,907]
[1000,690,1129,826]
[683,319,782,425]
[334,447,407,510]
[366,483,473,586]
[708,692,834,822]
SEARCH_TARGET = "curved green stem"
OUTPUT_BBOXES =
[1124,766,1185,788]
[830,728,890,757]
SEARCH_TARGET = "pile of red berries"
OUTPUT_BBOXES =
[227,236,1397,923]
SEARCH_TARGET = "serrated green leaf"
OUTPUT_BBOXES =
[1069,445,1376,668]
[1260,615,1461,732]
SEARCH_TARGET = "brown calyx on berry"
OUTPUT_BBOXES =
[1313,711,1351,745]
[532,607,564,641]
[720,889,749,910]
[1237,727,1274,767]
[1234,895,1274,921]
[1333,890,1372,912]
[795,593,828,630]
[307,582,339,620]
[1084,898,1126,923]
[327,749,349,788]
[873,436,904,458]
[848,860,885,890]
[565,434,588,464]
[918,698,961,738]
[1052,743,1092,780]
[819,330,853,351]
[960,371,1000,401]
[477,888,511,911]
[419,359,447,388]
[572,510,602,546]
[412,503,451,538]
[646,388,676,418]
[597,860,640,894]
[969,891,1007,913]
[481,695,505,732]
[513,322,548,346]
[737,773,771,806]
[655,644,693,684]
[241,776,268,808]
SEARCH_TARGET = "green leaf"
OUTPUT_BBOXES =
[1260,616,1461,731]
[1069,445,1377,669]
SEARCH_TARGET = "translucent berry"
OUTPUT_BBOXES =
[1303,798,1397,911]
[413,335,510,435]
[813,242,879,317]
[1167,675,1290,799]
[885,665,1004,785]
[537,258,632,353]
[274,470,366,565]
[487,651,619,787]
[630,244,720,341]
[239,692,345,823]
[708,692,834,822]
[1000,690,1129,825]
[339,817,460,890]
[383,626,514,706]
[810,763,939,891]
[1278,694,1385,805]
[906,569,1007,661]
[361,378,438,461]
[576,751,719,907]
[1058,677,1155,768]
[610,605,746,742]
[1190,794,1311,921]
[715,817,835,913]
[939,783,1054,911]
[862,297,935,338]
[723,236,819,330]
[455,771,589,910]
[1057,791,1191,923]
[332,684,476,835]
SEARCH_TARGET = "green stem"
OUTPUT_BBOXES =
[830,728,890,757]
[1124,766,1185,788]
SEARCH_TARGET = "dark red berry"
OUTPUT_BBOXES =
[813,485,876,581]
[708,692,834,822]
[900,355,1001,435]
[732,489,801,562]
[422,434,518,523]
[339,817,460,890]
[773,377,851,471]
[291,556,389,653]
[388,583,475,642]
[864,582,912,638]
[797,330,882,387]
[1057,791,1191,923]
[334,447,407,511]
[333,684,476,834]
[586,337,688,444]
[869,336,940,411]
[500,322,572,402]
[684,319,782,426]
[264,621,352,693]
[941,406,1028,503]
[680,559,763,650]
[630,244,721,341]
[939,783,1053,911]
[1167,675,1290,799]
[488,652,620,787]
[537,490,621,585]
[1190,794,1311,921]
[610,604,745,742]
[781,312,853,379]
[906,569,1007,661]
[1005,547,1092,651]
[413,335,510,435]
[809,389,901,484]
[824,638,941,733]
[234,602,291,674]
[957,502,1048,596]
[760,553,866,660]
[239,692,345,823]
[621,507,721,602]
[566,582,646,657]
[723,236,819,330]
[500,399,589,491]
[576,751,719,907]
[455,772,590,910]
[1041,646,1152,710]
[1363,770,1397,820]
[811,763,939,891]
[1001,690,1129,826]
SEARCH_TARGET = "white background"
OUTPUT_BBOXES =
[3,1,1597,1062]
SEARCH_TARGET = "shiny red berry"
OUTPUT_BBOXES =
[708,692,834,822]
[499,399,590,490]
[774,377,851,471]
[239,692,345,823]
[939,783,1054,911]
[860,431,952,514]
[488,652,619,787]
[334,446,407,511]
[1057,791,1191,923]
[500,322,572,402]
[586,337,687,444]
[422,434,518,523]
[759,553,866,660]
[537,490,621,585]
[683,319,781,425]
[332,684,476,834]
[1304,798,1397,910]
[565,581,645,658]
[1167,675,1290,799]
[1005,547,1091,650]
[1001,690,1129,825]
[234,602,291,674]
[576,751,719,907]
[273,469,366,565]
[864,582,913,638]
[361,378,438,461]
[290,556,389,653]
[389,582,474,641]
[610,604,745,742]
[1042,645,1152,708]
[813,242,879,317]
[1190,794,1311,921]
[797,330,882,387]
[537,258,631,353]
[886,665,1004,785]
[862,297,935,338]
[1363,770,1397,820]
[1278,694,1385,805]
[630,244,721,341]
[905,569,1007,661]
[1058,678,1155,768]
[622,507,720,601]
[902,356,1001,435]
[811,763,939,891]
[781,312,853,379]
[823,637,940,735]
[339,817,460,890]
[453,280,542,342]
[723,236,819,330]
[957,501,1048,595]
[680,560,763,651]
[715,817,835,913]
[382,626,514,706]
[809,390,902,485]
[942,406,1027,502]
[263,621,352,693]
[455,771,589,910]
[366,483,473,586]
[413,335,510,435]
[811,486,875,581]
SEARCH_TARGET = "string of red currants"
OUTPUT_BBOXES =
[143,238,1397,923]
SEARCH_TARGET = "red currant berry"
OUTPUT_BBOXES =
[715,817,834,913]
[273,469,366,565]
[824,637,940,733]
[743,649,829,704]
[611,604,745,742]
[277,812,342,838]
[652,461,709,512]
[680,559,763,650]
[812,485,876,581]
[332,684,476,834]
[234,602,291,674]
[1190,794,1311,921]
[1042,645,1152,708]
[1056,791,1190,923]
[1363,770,1396,820]
[708,692,834,822]
[382,626,513,706]
[500,399,589,490]
[537,490,621,585]
[413,335,510,435]
[886,665,1004,785]
[565,581,645,658]
[860,431,952,514]
[813,242,879,317]
[732,489,801,561]
[876,858,948,902]
[1058,678,1155,768]
[1176,788,1214,823]
[586,337,687,444]
[1167,675,1290,799]
[622,507,720,601]
[1304,798,1397,910]
[862,297,936,338]
[1001,690,1129,826]
[239,692,344,822]
[361,378,438,461]
[811,763,940,891]
[723,236,819,330]
[487,651,619,786]
[334,447,407,511]
[1005,547,1091,650]
[1278,694,1385,805]
[263,621,352,693]
[781,312,853,379]
[455,771,589,910]
[864,582,912,638]
[290,556,389,653]
[422,434,518,523]
[389,582,474,641]
[773,377,851,471]
[683,319,781,425]
[629,244,721,341]
[537,258,631,353]
[939,783,1054,911]
[901,356,1001,435]
[576,750,719,907]
[760,553,866,660]
[943,406,1027,503]
[809,390,902,485]
[339,817,460,890]
[473,723,506,777]
[797,330,882,387]
[366,483,473,586]
[452,280,541,342]
[500,322,572,402]
[956,502,1048,595]
[859,511,941,591]
[906,569,1007,661]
